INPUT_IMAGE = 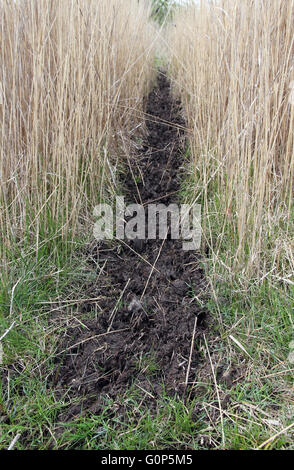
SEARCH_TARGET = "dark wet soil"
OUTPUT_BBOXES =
[52,73,208,420]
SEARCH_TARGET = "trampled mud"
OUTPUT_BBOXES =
[53,73,208,420]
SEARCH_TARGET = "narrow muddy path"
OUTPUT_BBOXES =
[53,73,208,420]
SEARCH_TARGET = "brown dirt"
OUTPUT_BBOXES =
[52,72,208,420]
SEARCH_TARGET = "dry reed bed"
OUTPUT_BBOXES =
[0,0,155,258]
[169,0,294,280]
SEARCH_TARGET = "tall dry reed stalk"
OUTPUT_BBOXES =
[0,0,155,259]
[169,0,294,281]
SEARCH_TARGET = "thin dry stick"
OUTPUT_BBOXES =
[37,296,103,305]
[0,342,3,365]
[116,104,189,133]
[120,239,162,274]
[0,321,16,342]
[136,384,155,399]
[56,328,130,357]
[120,239,179,292]
[204,333,226,448]
[108,279,131,332]
[142,190,180,206]
[256,422,294,450]
[140,233,168,301]
[206,402,262,428]
[7,433,21,451]
[260,369,294,379]
[185,316,198,386]
[9,279,21,316]
[126,156,143,206]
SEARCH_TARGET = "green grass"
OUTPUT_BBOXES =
[0,233,94,449]
[1,174,293,449]
[202,279,293,448]
[52,392,202,450]
[1,235,293,450]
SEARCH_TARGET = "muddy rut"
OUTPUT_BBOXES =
[53,73,208,419]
